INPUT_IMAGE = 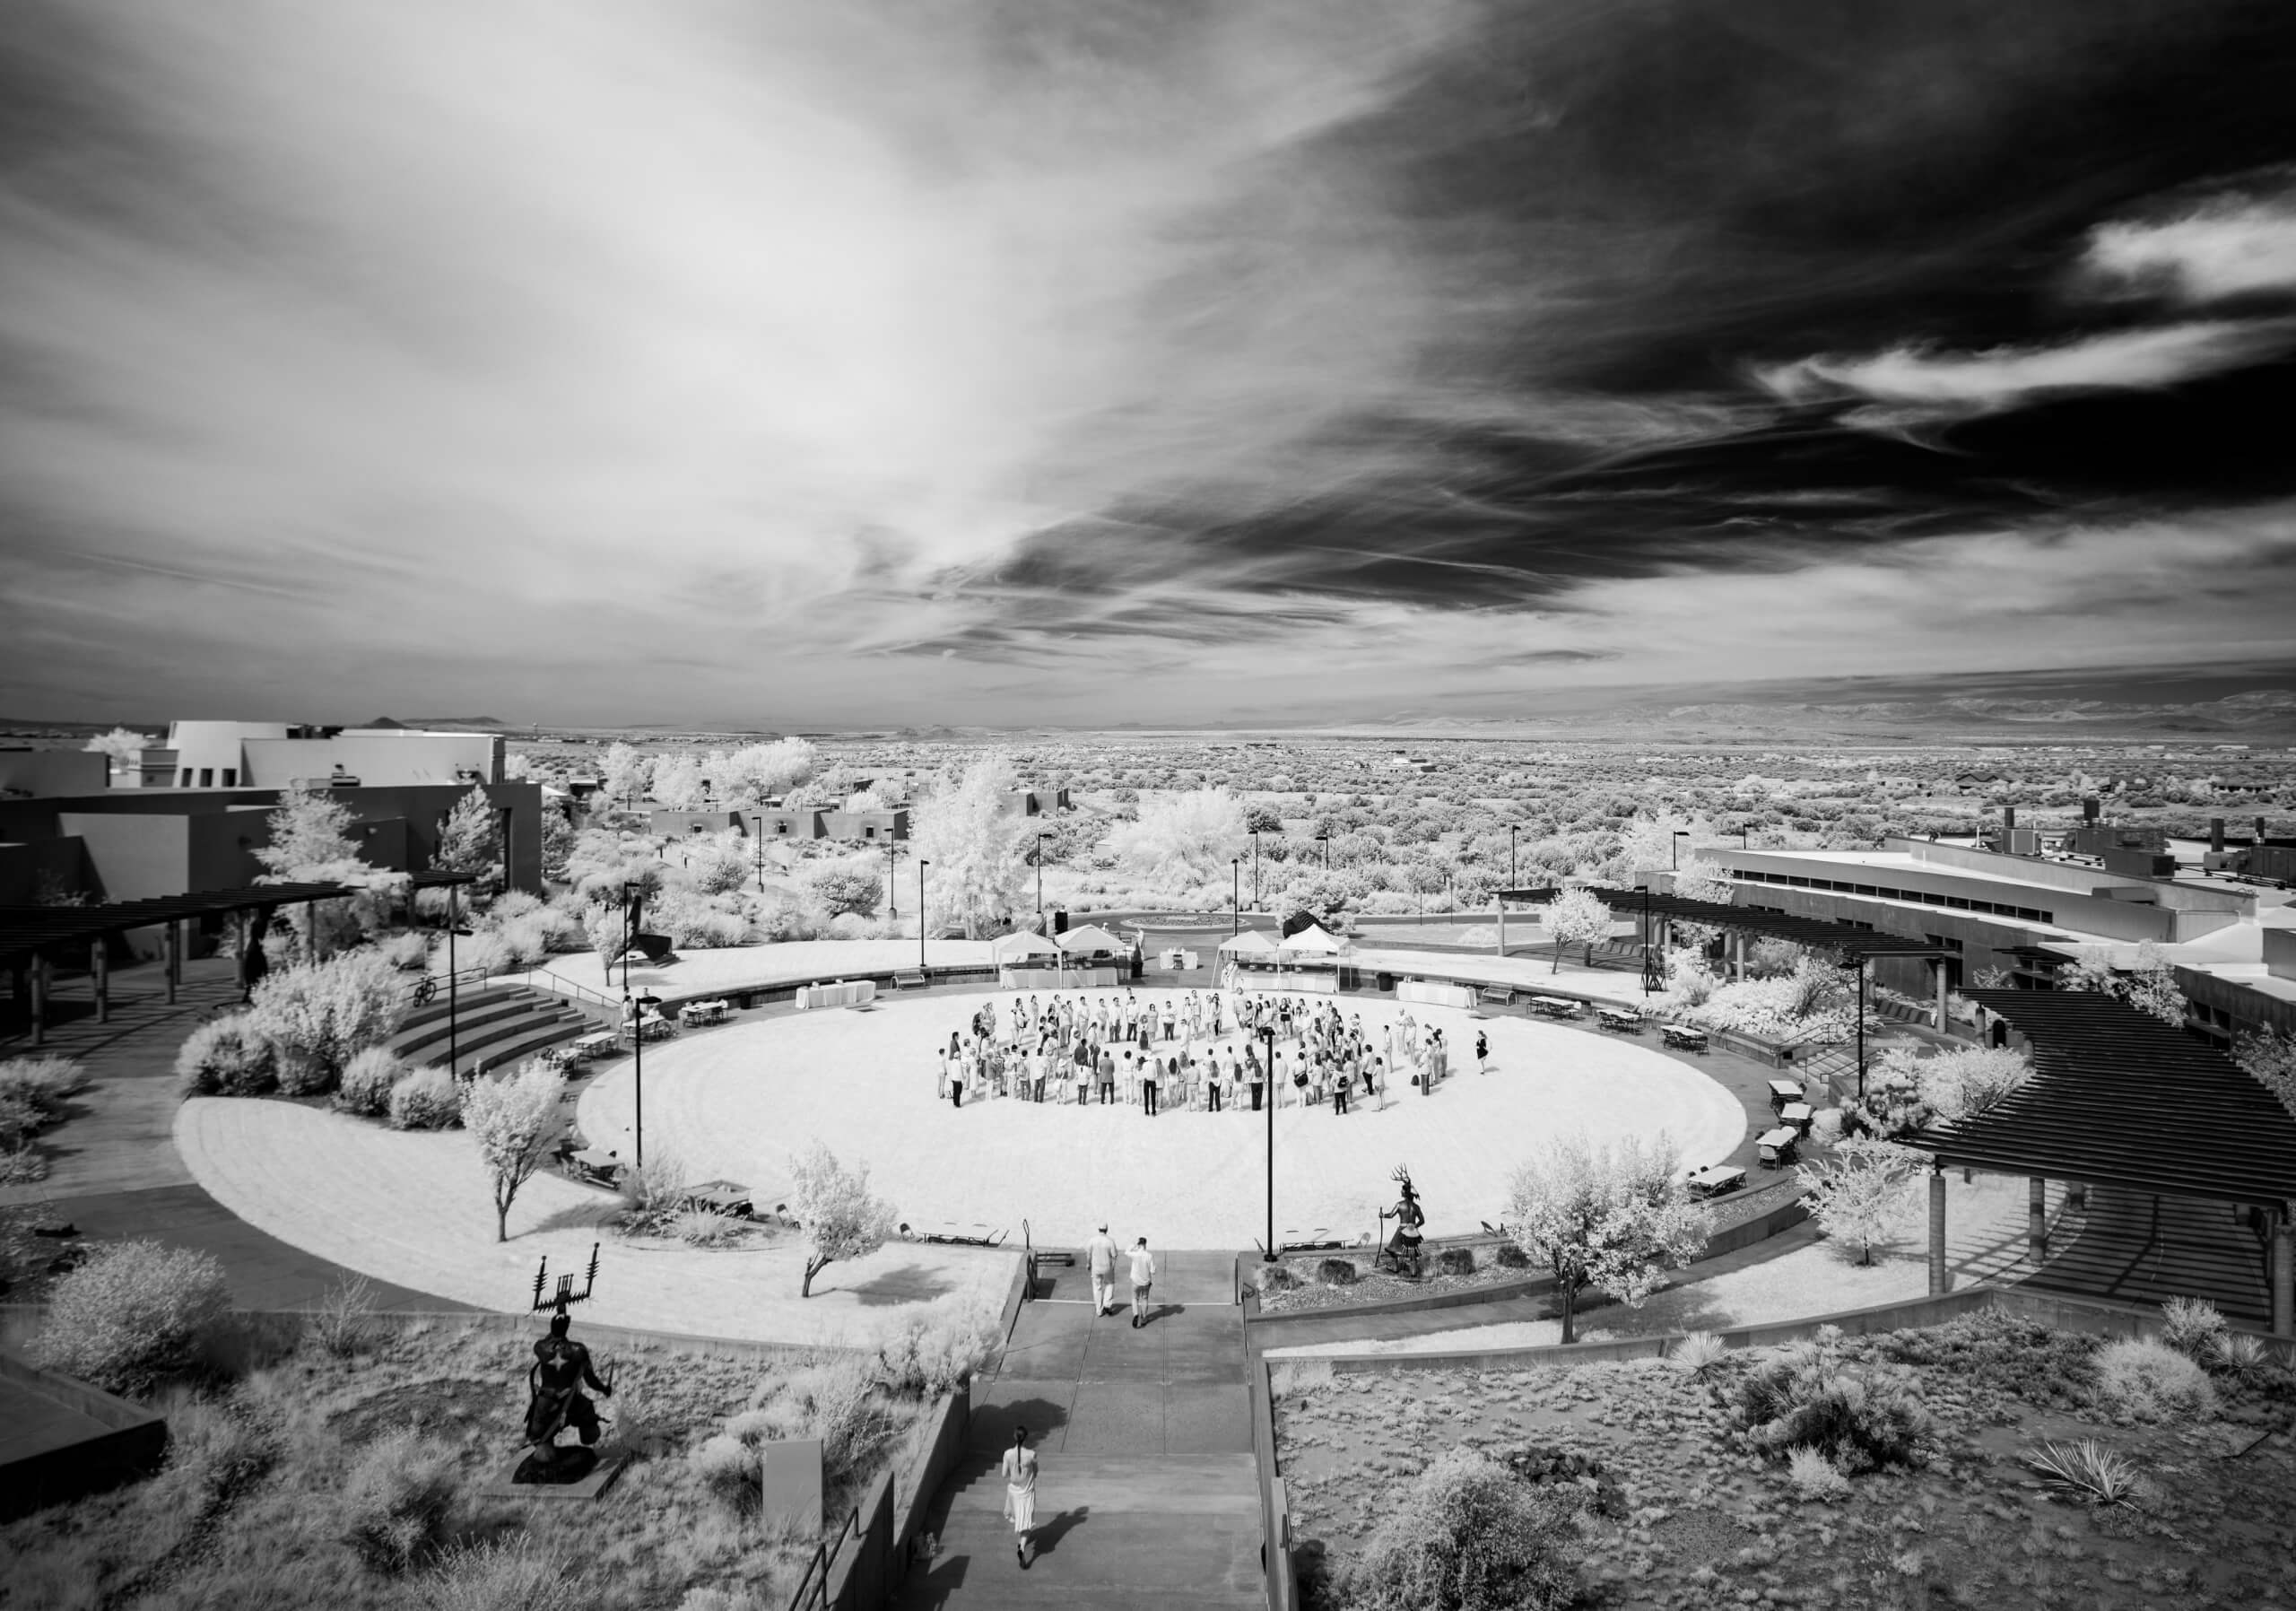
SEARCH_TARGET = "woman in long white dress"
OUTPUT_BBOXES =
[1002,1426,1039,1568]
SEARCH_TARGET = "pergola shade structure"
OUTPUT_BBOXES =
[0,871,483,1042]
[1498,887,1957,965]
[1905,988,2296,1332]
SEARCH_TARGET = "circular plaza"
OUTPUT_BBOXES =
[575,987,1746,1249]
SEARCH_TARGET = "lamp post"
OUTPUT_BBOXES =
[1231,858,1240,936]
[1672,830,1689,870]
[1317,832,1330,872]
[621,880,644,1170]
[1639,884,1663,996]
[1262,1023,1277,1262]
[447,881,459,1075]
[752,814,763,893]
[1509,824,1518,891]
[886,838,898,919]
[1037,832,1051,921]
[1854,955,1869,1101]
[1251,830,1260,909]
[917,859,929,973]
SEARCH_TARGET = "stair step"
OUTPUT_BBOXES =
[396,983,517,1032]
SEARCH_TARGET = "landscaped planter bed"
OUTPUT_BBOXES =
[1273,1311,2296,1610]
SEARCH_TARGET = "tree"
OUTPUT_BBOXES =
[2060,941,2187,1027]
[1504,1133,1709,1343]
[1802,1139,1919,1266]
[1673,855,1732,907]
[1243,802,1284,834]
[1108,787,1247,887]
[462,1061,567,1242]
[802,859,882,917]
[252,779,390,958]
[716,737,818,804]
[598,742,653,806]
[909,755,1032,938]
[787,1140,897,1297]
[541,809,578,880]
[244,950,405,1092]
[83,727,148,766]
[583,901,629,981]
[649,754,709,810]
[1918,1045,2031,1120]
[436,785,502,884]
[1542,887,1613,974]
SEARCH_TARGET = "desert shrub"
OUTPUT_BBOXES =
[2210,1331,2271,1380]
[175,1013,279,1098]
[339,1428,463,1572]
[874,1298,1001,1397]
[337,1046,408,1117]
[0,1054,89,1136]
[381,930,430,970]
[147,1394,279,1515]
[2161,1295,2229,1360]
[688,1432,756,1506]
[1669,1331,1728,1379]
[34,1238,232,1395]
[1787,1445,1851,1502]
[1492,1241,1530,1270]
[674,1207,744,1248]
[2090,1338,2217,1423]
[1337,1446,1582,1611]
[615,1149,687,1236]
[1734,1331,1930,1474]
[1255,1262,1300,1295]
[675,1591,757,1611]
[246,948,405,1091]
[387,1067,463,1130]
[1435,1247,1476,1277]
[427,1537,588,1611]
[309,1270,377,1357]
[2027,1438,2145,1507]
[1317,1258,1359,1287]
[433,932,514,979]
[1271,1359,1335,1398]
[0,1137,49,1183]
[778,1354,883,1479]
[1874,1311,2100,1408]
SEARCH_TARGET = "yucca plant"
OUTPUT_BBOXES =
[1669,1331,1729,1379]
[2026,1438,2144,1507]
[2210,1330,2270,1380]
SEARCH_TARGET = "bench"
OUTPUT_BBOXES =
[892,969,928,990]
[1478,986,1515,1007]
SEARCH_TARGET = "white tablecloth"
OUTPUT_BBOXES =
[1000,967,1121,989]
[1396,980,1478,1010]
[795,980,876,1010]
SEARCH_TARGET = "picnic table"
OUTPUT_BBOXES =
[1659,1023,1709,1053]
[570,1031,620,1062]
[1756,1127,1800,1168]
[1596,1006,1642,1033]
[568,1146,623,1187]
[1767,1078,1805,1111]
[1685,1163,1746,1197]
[678,998,734,1027]
[1529,995,1581,1019]
[678,1179,752,1217]
[623,1014,678,1044]
[1779,1101,1814,1135]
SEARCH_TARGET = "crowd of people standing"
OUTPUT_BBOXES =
[933,988,1484,1116]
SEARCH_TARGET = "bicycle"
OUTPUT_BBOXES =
[412,975,438,1007]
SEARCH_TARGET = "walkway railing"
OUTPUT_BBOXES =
[784,1496,864,1611]
[396,962,506,1013]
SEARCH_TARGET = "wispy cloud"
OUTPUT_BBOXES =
[2081,178,2296,307]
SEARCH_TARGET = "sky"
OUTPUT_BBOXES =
[3,0,2294,729]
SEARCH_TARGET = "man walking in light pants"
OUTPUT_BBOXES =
[1087,1222,1118,1317]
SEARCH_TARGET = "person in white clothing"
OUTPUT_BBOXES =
[1128,1237,1156,1328]
[1086,1223,1118,1317]
[1002,1426,1039,1568]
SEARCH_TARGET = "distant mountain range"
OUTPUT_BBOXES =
[367,716,510,730]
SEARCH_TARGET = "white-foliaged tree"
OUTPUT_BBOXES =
[715,738,818,804]
[786,1140,897,1298]
[1801,1138,1919,1266]
[254,781,392,959]
[462,1061,567,1242]
[1542,886,1613,973]
[435,784,503,884]
[1109,787,1247,887]
[648,754,709,810]
[909,754,1032,939]
[598,742,653,806]
[1505,1133,1710,1343]
[1673,854,1733,907]
[82,727,148,766]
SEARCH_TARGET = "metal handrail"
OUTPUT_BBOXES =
[399,962,504,1010]
[519,966,625,1012]
[784,1499,864,1611]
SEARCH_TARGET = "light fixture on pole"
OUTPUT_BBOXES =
[1509,824,1518,890]
[1672,830,1688,870]
[1231,858,1240,937]
[886,838,898,920]
[621,880,644,1169]
[1262,1023,1277,1263]
[1037,832,1050,921]
[1317,831,1330,871]
[447,879,459,1075]
[752,814,763,893]
[1250,830,1260,910]
[917,859,929,973]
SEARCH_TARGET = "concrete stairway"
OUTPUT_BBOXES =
[388,982,595,1077]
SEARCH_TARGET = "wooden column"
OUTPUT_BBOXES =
[1928,1165,1949,1295]
[2274,1206,2293,1339]
[2028,1177,2048,1261]
[91,936,109,1023]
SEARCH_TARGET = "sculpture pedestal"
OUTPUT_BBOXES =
[482,1444,630,1502]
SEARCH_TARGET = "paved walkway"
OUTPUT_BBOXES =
[895,1252,1261,1609]
[1,957,470,1316]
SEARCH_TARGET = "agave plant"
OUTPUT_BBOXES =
[2026,1439,2144,1507]
[2210,1330,2270,1380]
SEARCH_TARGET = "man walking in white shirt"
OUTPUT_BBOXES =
[1086,1223,1118,1318]
[1128,1236,1157,1328]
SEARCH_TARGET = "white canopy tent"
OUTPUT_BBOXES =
[992,930,1063,962]
[1217,929,1280,955]
[1055,924,1128,957]
[1278,922,1348,955]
